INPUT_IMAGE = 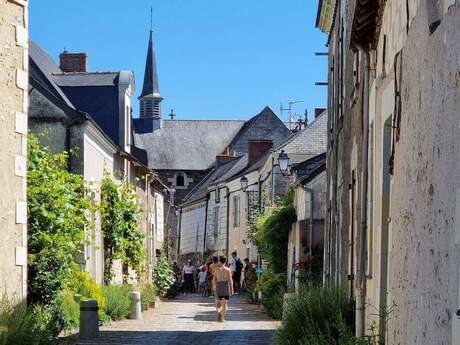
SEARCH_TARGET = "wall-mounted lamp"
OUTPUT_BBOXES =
[277,150,290,176]
[240,176,249,192]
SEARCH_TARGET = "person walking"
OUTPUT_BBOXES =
[198,266,208,297]
[182,260,195,295]
[208,256,218,299]
[212,256,233,322]
[230,251,243,294]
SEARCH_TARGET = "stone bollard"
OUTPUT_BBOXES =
[79,299,99,339]
[129,291,142,320]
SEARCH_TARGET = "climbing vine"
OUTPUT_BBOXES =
[252,190,297,274]
[100,173,145,283]
[27,134,93,306]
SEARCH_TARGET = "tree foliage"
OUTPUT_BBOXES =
[27,134,92,307]
[100,173,145,283]
[253,190,297,274]
[153,252,175,296]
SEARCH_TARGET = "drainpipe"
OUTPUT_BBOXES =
[203,194,209,253]
[224,186,230,258]
[271,156,276,202]
[356,47,370,338]
[303,185,314,289]
[303,186,314,258]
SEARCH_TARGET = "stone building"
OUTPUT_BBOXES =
[178,111,328,264]
[0,0,29,301]
[287,153,326,292]
[28,40,166,284]
[317,0,460,343]
[132,26,292,260]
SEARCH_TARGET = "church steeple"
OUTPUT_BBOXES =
[139,17,163,119]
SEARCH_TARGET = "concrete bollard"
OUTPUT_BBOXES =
[129,291,142,320]
[79,299,99,339]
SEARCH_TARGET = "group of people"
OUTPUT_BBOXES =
[171,251,257,322]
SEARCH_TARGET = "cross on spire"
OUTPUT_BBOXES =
[150,6,153,32]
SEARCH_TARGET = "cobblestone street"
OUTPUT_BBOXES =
[62,294,279,345]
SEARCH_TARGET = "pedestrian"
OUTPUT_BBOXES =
[172,261,182,284]
[212,256,233,322]
[182,259,195,295]
[208,256,218,299]
[230,251,243,294]
[198,266,208,297]
[243,258,256,292]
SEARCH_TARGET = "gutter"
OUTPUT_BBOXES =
[356,47,370,338]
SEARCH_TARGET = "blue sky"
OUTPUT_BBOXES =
[30,0,327,122]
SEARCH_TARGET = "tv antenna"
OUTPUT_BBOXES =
[280,99,304,131]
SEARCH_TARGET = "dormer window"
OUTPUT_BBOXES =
[176,174,185,187]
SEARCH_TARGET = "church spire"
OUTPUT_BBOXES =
[139,10,163,119]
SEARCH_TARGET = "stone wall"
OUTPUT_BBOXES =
[385,3,460,344]
[0,0,29,301]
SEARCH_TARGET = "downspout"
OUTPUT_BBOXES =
[303,186,314,258]
[203,194,209,253]
[303,185,314,288]
[356,47,370,338]
[224,186,230,258]
[177,207,182,260]
[271,156,276,203]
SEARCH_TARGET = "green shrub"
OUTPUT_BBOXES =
[103,285,131,321]
[274,286,357,345]
[69,270,107,322]
[0,298,54,345]
[54,289,80,332]
[253,191,296,274]
[153,253,175,296]
[140,284,156,311]
[101,174,145,284]
[27,135,91,308]
[255,271,285,319]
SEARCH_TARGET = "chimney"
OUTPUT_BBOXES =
[314,108,326,118]
[59,51,88,73]
[248,139,273,166]
[216,147,237,166]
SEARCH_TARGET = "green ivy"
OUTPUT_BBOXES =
[100,173,145,283]
[27,135,92,308]
[253,190,297,274]
[153,252,175,296]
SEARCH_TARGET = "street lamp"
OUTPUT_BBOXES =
[277,150,290,176]
[240,176,249,192]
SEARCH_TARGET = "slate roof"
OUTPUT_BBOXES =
[140,30,161,98]
[53,72,120,86]
[133,119,245,170]
[29,40,125,146]
[228,106,291,155]
[291,153,327,185]
[29,40,76,109]
[182,155,249,205]
[274,110,328,155]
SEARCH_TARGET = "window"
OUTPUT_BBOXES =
[213,206,220,237]
[426,0,442,33]
[176,174,185,187]
[215,188,220,204]
[233,195,240,227]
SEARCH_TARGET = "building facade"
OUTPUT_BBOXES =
[0,0,29,301]
[318,0,460,343]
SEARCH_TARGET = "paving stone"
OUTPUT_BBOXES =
[61,294,279,345]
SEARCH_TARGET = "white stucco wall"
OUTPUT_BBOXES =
[180,200,206,256]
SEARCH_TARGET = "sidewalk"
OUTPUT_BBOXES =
[61,294,280,345]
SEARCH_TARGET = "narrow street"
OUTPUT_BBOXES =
[63,295,279,345]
